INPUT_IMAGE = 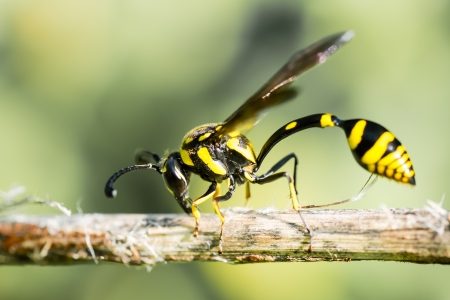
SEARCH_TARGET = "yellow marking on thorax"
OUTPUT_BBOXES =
[228,131,241,138]
[320,114,335,128]
[285,122,297,130]
[184,137,194,144]
[199,132,212,141]
[226,137,256,163]
[215,125,223,131]
[348,120,366,150]
[197,147,227,175]
[180,149,194,166]
[361,132,395,165]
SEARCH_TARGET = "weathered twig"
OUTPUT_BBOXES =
[1,206,449,266]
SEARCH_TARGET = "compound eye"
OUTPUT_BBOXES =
[162,156,189,198]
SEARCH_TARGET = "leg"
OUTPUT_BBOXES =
[245,171,313,252]
[213,182,221,199]
[212,176,237,253]
[258,153,299,193]
[245,153,298,206]
[244,181,251,206]
[247,172,299,210]
[191,182,217,237]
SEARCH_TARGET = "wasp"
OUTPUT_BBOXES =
[105,31,415,250]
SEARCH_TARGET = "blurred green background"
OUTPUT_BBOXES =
[1,0,450,299]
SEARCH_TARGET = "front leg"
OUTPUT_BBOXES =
[191,182,217,237]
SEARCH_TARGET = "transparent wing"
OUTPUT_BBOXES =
[217,30,354,136]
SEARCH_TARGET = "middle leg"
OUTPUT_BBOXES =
[246,153,299,207]
[212,176,237,252]
[258,153,299,193]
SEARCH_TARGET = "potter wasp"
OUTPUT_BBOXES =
[105,31,415,250]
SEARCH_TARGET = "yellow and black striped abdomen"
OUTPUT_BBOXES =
[343,119,415,185]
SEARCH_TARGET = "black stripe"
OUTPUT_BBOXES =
[344,119,388,162]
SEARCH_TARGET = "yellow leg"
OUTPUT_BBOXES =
[213,183,221,199]
[245,171,312,252]
[213,199,226,253]
[289,180,312,252]
[289,181,299,211]
[244,181,251,206]
[192,183,217,237]
[210,184,226,252]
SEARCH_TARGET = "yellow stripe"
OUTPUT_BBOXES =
[404,169,415,178]
[401,177,409,183]
[197,147,227,175]
[367,164,375,173]
[361,132,395,165]
[180,149,194,166]
[386,168,394,178]
[320,114,334,128]
[396,161,412,173]
[285,122,297,130]
[377,165,385,175]
[226,137,256,163]
[388,153,409,170]
[215,125,223,131]
[348,120,366,150]
[199,132,212,141]
[378,145,405,166]
[394,172,402,181]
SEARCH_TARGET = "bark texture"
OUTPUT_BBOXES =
[1,207,449,266]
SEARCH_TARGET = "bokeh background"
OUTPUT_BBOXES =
[1,1,450,299]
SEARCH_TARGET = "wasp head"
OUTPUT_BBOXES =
[105,151,192,214]
[161,152,192,214]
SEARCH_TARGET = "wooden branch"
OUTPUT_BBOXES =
[1,207,449,266]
